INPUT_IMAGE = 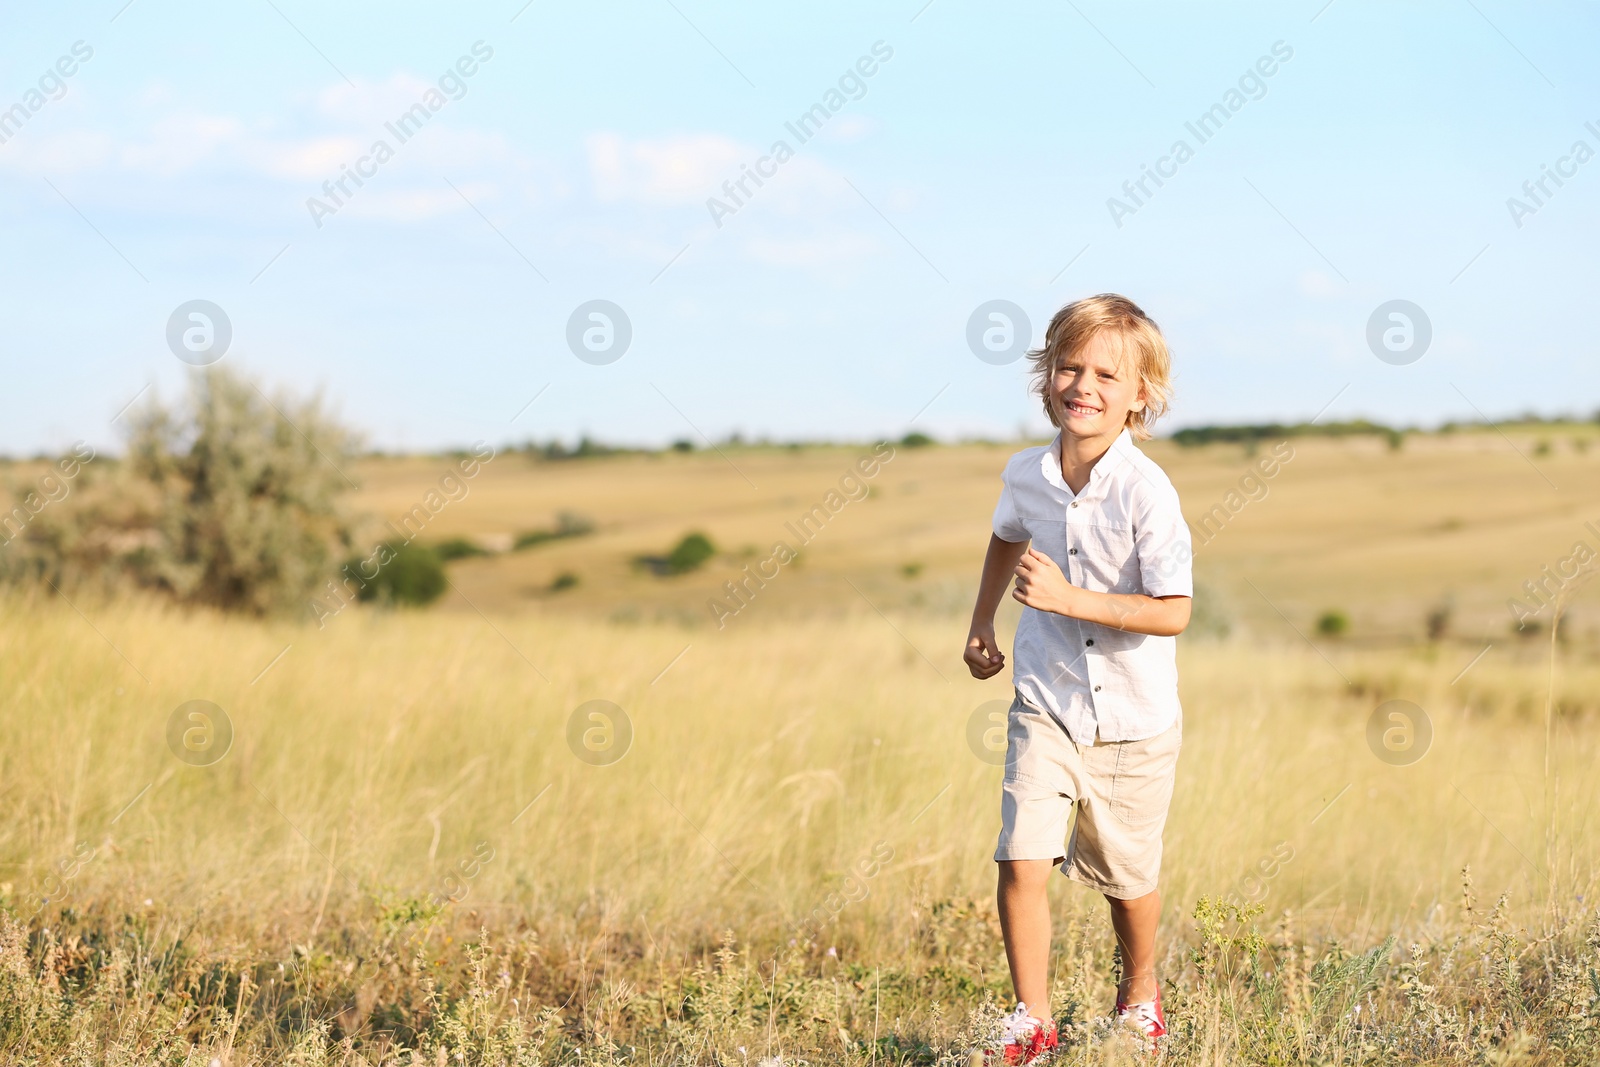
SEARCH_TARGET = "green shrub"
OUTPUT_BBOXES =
[666,532,715,574]
[1316,610,1350,637]
[433,537,488,562]
[1425,598,1454,641]
[900,431,935,448]
[513,511,595,550]
[350,543,446,606]
[513,530,553,551]
[549,571,579,592]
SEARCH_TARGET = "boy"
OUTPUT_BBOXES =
[963,294,1192,1062]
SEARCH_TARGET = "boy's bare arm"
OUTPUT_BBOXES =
[965,534,1031,679]
[1011,547,1190,636]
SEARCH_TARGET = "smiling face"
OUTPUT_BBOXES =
[1047,328,1147,442]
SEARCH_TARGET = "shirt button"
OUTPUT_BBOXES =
[1094,685,1102,692]
[1069,548,1077,555]
[1070,502,1079,508]
[1085,639,1094,646]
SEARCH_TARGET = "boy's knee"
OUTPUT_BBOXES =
[1105,888,1160,913]
[998,858,1056,890]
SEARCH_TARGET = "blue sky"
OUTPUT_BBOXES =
[3,1,1596,455]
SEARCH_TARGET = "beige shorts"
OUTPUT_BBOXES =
[994,692,1182,899]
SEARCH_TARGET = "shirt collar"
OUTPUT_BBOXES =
[1040,427,1135,498]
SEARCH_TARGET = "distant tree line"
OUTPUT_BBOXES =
[1171,419,1399,447]
[1170,411,1600,448]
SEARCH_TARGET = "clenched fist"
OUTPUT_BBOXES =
[1012,548,1079,617]
[964,624,1006,679]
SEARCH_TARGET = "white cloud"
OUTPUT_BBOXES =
[255,134,369,182]
[584,130,866,215]
[341,187,465,222]
[116,114,245,176]
[575,132,894,273]
[586,131,746,204]
[0,73,541,222]
[12,129,114,173]
[1298,269,1342,299]
[755,155,853,215]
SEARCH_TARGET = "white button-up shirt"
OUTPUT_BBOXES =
[991,429,1193,743]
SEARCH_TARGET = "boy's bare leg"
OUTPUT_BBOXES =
[1107,890,1161,1003]
[997,859,1055,1021]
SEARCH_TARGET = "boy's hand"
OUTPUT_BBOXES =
[964,625,1006,679]
[1012,548,1078,616]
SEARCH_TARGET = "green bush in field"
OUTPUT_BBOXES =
[349,543,447,606]
[513,511,595,550]
[433,537,488,561]
[1317,609,1350,637]
[666,532,715,574]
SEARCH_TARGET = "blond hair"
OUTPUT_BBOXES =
[1027,293,1172,440]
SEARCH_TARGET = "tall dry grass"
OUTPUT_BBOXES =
[2,591,1598,1064]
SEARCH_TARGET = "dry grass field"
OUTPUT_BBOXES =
[3,428,1599,1065]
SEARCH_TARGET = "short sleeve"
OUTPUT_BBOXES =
[1134,483,1193,597]
[991,472,1029,543]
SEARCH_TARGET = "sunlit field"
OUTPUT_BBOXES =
[4,431,1599,1065]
